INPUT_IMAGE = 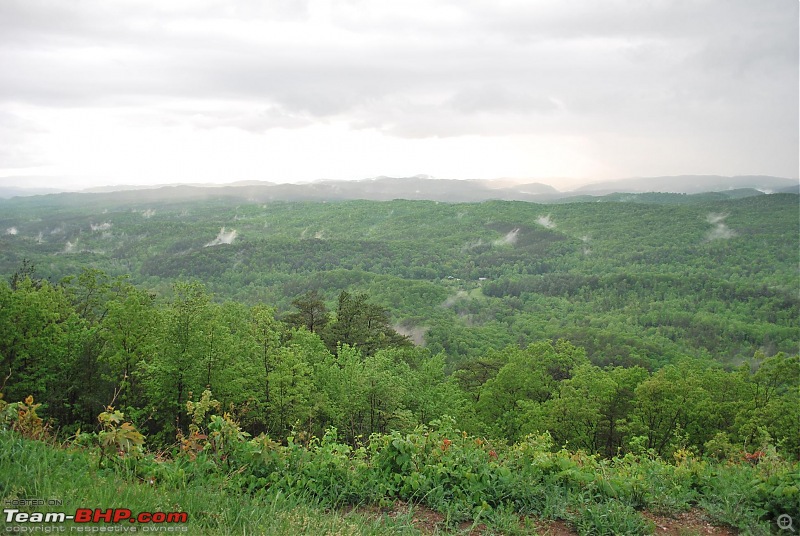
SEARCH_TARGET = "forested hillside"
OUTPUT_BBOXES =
[1,193,797,369]
[1,192,798,443]
[1,192,798,533]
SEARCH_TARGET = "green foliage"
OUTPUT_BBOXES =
[0,194,798,532]
[2,196,796,367]
[0,266,797,463]
[323,290,411,356]
[750,459,800,522]
[97,406,145,462]
[476,340,589,440]
[570,500,655,535]
[1,395,49,440]
[284,289,330,334]
[0,429,420,535]
[5,396,800,535]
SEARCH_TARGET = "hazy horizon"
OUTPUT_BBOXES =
[0,173,796,197]
[1,0,797,191]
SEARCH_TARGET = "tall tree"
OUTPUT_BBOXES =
[476,340,588,441]
[325,291,410,356]
[99,284,159,410]
[284,290,329,334]
[142,281,212,439]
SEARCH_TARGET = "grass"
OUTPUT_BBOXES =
[0,430,421,535]
[2,423,796,535]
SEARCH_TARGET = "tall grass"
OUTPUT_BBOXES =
[0,430,420,535]
[2,421,797,535]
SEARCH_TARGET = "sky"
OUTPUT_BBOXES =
[0,0,797,191]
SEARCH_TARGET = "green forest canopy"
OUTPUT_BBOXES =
[0,193,797,459]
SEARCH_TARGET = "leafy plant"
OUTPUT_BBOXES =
[1,395,50,440]
[569,500,655,536]
[97,406,145,464]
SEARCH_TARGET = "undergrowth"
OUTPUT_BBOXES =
[1,392,797,535]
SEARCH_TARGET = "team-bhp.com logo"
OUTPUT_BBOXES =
[4,508,188,532]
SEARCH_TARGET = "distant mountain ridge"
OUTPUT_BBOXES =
[0,174,796,202]
[0,186,65,198]
[573,175,797,195]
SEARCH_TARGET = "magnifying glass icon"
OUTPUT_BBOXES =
[778,514,795,532]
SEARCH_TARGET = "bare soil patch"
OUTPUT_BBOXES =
[356,502,738,535]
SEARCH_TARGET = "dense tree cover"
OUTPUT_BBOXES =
[0,195,796,370]
[1,192,797,534]
[1,271,797,461]
[0,193,798,459]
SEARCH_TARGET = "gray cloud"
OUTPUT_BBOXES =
[0,0,796,178]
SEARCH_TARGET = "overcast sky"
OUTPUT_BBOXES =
[0,0,797,191]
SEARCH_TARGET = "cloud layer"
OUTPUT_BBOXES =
[0,0,796,188]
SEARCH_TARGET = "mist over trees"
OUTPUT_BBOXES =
[0,192,797,459]
[1,191,798,534]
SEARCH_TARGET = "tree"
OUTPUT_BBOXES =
[631,359,707,457]
[533,364,647,455]
[250,305,281,404]
[736,352,800,456]
[267,346,313,438]
[284,290,329,334]
[476,340,588,441]
[0,278,88,430]
[9,259,39,291]
[453,355,504,403]
[324,291,410,356]
[99,284,159,410]
[142,281,212,439]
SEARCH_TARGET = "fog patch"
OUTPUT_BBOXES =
[442,290,469,308]
[64,241,76,253]
[537,215,556,229]
[5,227,18,235]
[132,208,156,218]
[581,235,591,254]
[493,227,520,246]
[457,311,477,326]
[394,325,426,346]
[707,225,737,240]
[91,222,112,232]
[705,213,737,241]
[461,239,485,252]
[36,232,44,244]
[314,230,325,239]
[205,227,237,247]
